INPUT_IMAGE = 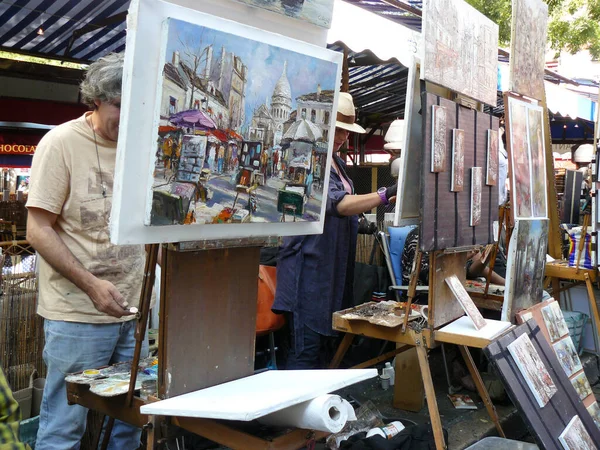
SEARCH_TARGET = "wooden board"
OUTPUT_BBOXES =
[142,369,377,419]
[429,252,469,329]
[562,170,583,225]
[419,92,499,251]
[159,247,259,398]
[435,316,512,348]
[484,321,600,449]
[393,346,424,412]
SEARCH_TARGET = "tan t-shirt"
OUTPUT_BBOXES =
[27,113,145,323]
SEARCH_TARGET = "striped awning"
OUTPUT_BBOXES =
[0,0,129,63]
[0,0,423,64]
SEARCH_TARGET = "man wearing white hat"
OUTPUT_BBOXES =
[273,92,398,369]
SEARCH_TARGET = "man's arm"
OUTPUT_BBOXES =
[26,207,132,318]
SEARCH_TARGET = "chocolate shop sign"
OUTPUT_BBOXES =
[0,144,36,154]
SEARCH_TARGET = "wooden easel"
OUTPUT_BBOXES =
[67,242,330,450]
[330,250,507,450]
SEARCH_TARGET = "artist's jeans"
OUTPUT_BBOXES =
[36,319,148,450]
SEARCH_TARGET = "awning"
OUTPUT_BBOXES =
[208,129,229,142]
[327,0,422,67]
[497,64,597,122]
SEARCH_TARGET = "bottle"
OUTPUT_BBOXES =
[382,362,395,386]
[366,421,405,439]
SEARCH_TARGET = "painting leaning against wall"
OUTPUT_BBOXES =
[149,17,339,227]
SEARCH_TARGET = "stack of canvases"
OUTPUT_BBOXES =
[0,244,45,391]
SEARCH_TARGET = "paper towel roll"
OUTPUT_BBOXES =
[258,394,355,433]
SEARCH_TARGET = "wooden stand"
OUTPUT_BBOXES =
[330,250,507,450]
[67,243,326,450]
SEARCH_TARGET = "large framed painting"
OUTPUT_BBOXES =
[230,0,335,29]
[111,0,342,244]
[422,0,499,106]
[503,218,548,322]
[509,0,549,101]
[505,94,548,221]
[418,92,499,252]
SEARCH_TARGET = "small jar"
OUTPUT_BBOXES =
[140,379,157,400]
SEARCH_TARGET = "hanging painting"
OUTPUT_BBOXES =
[541,301,569,342]
[558,416,597,450]
[111,0,342,244]
[587,402,600,430]
[451,128,465,191]
[552,337,583,378]
[431,105,447,172]
[422,0,499,106]
[507,333,557,408]
[503,219,548,322]
[486,129,498,186]
[470,167,483,226]
[505,94,548,221]
[230,0,335,28]
[509,0,549,101]
[571,372,593,401]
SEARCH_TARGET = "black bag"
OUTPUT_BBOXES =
[340,424,449,450]
[353,236,391,307]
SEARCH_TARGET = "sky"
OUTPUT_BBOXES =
[165,18,338,131]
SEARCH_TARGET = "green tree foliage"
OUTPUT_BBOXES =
[465,0,600,59]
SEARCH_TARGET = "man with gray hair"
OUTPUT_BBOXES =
[26,52,147,449]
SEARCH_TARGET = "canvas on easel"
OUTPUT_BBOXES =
[509,0,548,102]
[558,416,597,450]
[503,218,548,322]
[419,92,499,251]
[504,94,548,221]
[110,0,343,244]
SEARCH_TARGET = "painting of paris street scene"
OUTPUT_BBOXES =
[149,18,339,226]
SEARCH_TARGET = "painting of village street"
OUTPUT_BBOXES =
[149,18,339,226]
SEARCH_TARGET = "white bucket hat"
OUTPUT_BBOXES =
[335,92,366,134]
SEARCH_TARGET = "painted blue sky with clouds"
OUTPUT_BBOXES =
[165,18,338,130]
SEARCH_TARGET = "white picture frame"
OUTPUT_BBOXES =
[111,0,342,244]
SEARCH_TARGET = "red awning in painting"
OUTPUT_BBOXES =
[208,129,229,142]
[225,129,243,141]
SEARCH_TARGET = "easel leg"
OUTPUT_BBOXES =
[584,273,600,344]
[415,343,446,450]
[146,415,159,450]
[459,346,505,438]
[100,417,115,450]
[329,333,354,369]
[552,277,560,302]
[393,346,425,412]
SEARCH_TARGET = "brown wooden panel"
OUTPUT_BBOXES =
[159,247,259,398]
[419,92,499,251]
[429,251,468,328]
[393,346,424,412]
[484,321,600,449]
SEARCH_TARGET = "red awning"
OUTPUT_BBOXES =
[209,129,229,142]
[225,129,243,141]
[159,126,178,133]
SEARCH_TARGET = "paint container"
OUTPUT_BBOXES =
[140,379,157,401]
[83,369,100,377]
[380,374,391,390]
[366,421,405,439]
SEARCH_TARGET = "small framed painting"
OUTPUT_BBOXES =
[451,128,465,192]
[486,129,498,186]
[470,167,483,226]
[431,105,447,173]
